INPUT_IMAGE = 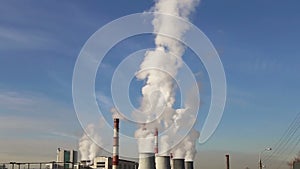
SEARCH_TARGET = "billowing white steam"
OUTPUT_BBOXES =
[79,123,102,161]
[111,107,124,119]
[172,129,200,160]
[184,129,200,161]
[78,0,201,161]
[134,0,200,160]
[79,109,119,161]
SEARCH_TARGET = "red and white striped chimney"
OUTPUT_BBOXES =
[113,118,119,169]
[154,128,158,155]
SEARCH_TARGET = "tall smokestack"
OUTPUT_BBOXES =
[113,118,119,169]
[156,156,171,169]
[185,161,194,169]
[138,153,156,169]
[170,153,174,169]
[172,159,184,169]
[225,154,230,169]
[154,128,158,155]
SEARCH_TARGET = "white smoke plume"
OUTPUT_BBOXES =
[110,107,124,119]
[134,0,200,156]
[79,123,103,161]
[79,108,123,161]
[171,83,200,159]
[78,117,112,162]
[135,126,155,153]
[78,131,90,161]
[171,129,200,160]
[184,129,200,161]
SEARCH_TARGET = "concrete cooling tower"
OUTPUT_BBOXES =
[156,156,171,169]
[138,153,156,169]
[172,159,185,169]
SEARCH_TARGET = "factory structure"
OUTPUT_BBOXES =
[40,118,196,169]
[45,149,79,169]
[77,118,195,169]
[0,118,195,169]
[57,148,78,169]
[91,157,138,169]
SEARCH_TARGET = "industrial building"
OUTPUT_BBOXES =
[57,148,78,166]
[46,148,79,169]
[78,118,196,169]
[90,156,138,169]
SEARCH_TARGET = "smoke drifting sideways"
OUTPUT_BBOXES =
[78,115,116,163]
[78,109,121,161]
[79,123,102,161]
[134,0,201,161]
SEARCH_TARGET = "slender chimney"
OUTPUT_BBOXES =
[156,156,171,169]
[138,153,156,169]
[185,161,194,169]
[154,128,158,155]
[225,154,230,169]
[172,159,184,169]
[113,118,119,169]
[170,153,173,169]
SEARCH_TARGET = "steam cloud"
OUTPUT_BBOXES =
[78,0,201,162]
[134,0,200,161]
[79,124,102,161]
[78,109,119,161]
[78,114,115,162]
[172,129,200,160]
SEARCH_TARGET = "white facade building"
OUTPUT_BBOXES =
[91,156,138,169]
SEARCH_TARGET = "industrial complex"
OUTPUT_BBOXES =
[1,118,196,169]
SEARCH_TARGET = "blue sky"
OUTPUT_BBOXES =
[0,0,300,169]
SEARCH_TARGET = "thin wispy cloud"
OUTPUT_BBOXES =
[96,91,113,109]
[0,26,61,51]
[0,89,80,136]
[0,91,35,107]
[0,115,56,131]
[0,90,70,115]
[0,90,45,112]
[49,131,79,140]
[0,88,81,160]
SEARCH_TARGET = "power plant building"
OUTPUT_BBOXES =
[78,119,196,169]
[56,148,78,169]
[91,156,138,169]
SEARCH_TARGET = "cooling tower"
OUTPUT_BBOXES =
[138,153,156,169]
[172,159,185,169]
[156,156,171,169]
[185,161,194,169]
[112,118,119,169]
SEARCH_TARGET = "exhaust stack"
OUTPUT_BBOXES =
[138,153,156,169]
[226,154,230,169]
[172,159,185,169]
[113,118,119,169]
[156,156,171,169]
[185,161,194,169]
[154,128,158,155]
